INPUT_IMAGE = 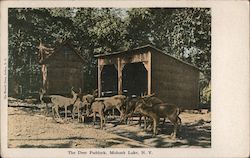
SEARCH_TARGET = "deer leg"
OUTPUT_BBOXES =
[169,117,179,139]
[64,106,67,119]
[100,112,103,129]
[72,107,74,120]
[72,106,76,120]
[128,115,131,124]
[128,117,131,124]
[139,115,142,127]
[162,118,166,125]
[171,123,177,139]
[54,105,60,119]
[124,116,128,124]
[93,112,96,125]
[77,107,81,122]
[116,107,123,119]
[52,106,55,119]
[152,116,159,137]
[103,114,106,125]
[177,116,182,133]
[45,103,49,116]
[82,115,85,123]
[144,116,147,131]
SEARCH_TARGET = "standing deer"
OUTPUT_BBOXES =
[121,97,146,126]
[72,88,97,122]
[102,95,126,119]
[72,97,90,123]
[50,87,78,120]
[39,88,53,116]
[121,94,163,128]
[135,97,181,138]
[88,100,106,129]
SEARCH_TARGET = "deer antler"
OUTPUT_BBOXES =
[141,93,155,98]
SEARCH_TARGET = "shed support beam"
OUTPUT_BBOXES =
[142,52,151,95]
[98,59,104,97]
[117,57,123,95]
[147,52,151,95]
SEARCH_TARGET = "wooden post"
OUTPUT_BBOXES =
[98,58,103,97]
[117,57,122,95]
[143,52,151,95]
[148,51,151,95]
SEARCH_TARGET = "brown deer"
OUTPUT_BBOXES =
[50,87,78,120]
[88,100,106,129]
[102,95,127,119]
[72,97,90,123]
[134,97,181,138]
[39,88,53,116]
[72,88,96,122]
[121,94,163,128]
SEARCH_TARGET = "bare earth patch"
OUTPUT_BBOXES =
[8,105,211,148]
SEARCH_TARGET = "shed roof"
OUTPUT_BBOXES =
[94,45,200,71]
[38,40,85,64]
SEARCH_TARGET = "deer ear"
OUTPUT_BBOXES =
[71,87,75,92]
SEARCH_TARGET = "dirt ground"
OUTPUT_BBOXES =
[8,100,211,148]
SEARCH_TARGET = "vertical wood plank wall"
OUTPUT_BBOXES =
[151,50,199,109]
[96,47,199,109]
[44,46,84,95]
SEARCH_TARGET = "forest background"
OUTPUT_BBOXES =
[8,8,211,104]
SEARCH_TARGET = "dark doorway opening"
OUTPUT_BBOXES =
[101,65,118,97]
[122,62,147,96]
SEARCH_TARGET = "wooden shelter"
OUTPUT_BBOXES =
[95,45,200,109]
[38,40,84,95]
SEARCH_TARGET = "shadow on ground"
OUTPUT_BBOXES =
[108,119,211,148]
[17,143,72,148]
[9,106,211,148]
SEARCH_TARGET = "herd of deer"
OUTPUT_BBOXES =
[39,88,182,138]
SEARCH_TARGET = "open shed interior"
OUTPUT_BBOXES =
[101,64,118,96]
[122,62,148,96]
[100,62,148,97]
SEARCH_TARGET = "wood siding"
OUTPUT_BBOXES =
[95,45,200,109]
[151,50,199,109]
[43,45,84,95]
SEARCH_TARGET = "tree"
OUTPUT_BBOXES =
[72,8,129,92]
[8,7,211,103]
[8,8,77,96]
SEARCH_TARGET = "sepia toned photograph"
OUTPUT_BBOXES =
[1,1,249,158]
[7,7,211,148]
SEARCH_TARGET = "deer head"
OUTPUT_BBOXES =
[71,87,77,97]
[92,89,98,98]
[39,88,46,95]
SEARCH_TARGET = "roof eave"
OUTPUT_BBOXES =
[94,44,200,71]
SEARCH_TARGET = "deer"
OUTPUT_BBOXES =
[50,87,78,120]
[134,96,181,138]
[88,100,106,129]
[72,97,90,123]
[121,97,146,126]
[102,95,127,120]
[39,88,52,116]
[121,94,162,128]
[72,88,97,122]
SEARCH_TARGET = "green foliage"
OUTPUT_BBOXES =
[8,8,211,103]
